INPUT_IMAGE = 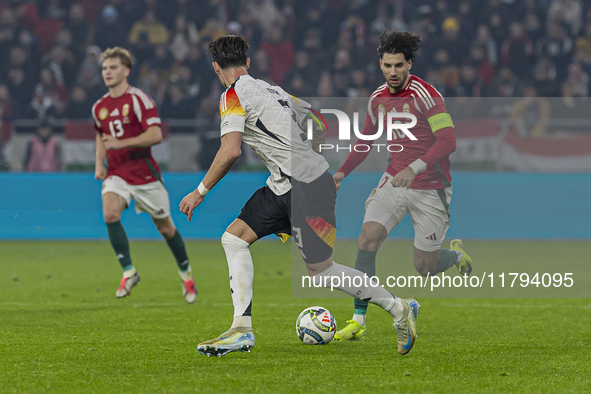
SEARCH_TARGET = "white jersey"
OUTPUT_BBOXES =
[219,75,328,195]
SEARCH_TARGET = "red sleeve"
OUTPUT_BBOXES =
[410,81,456,169]
[92,102,103,134]
[420,127,456,168]
[337,100,379,176]
[130,89,161,131]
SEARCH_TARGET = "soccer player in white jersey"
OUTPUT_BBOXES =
[333,31,473,341]
[179,35,421,357]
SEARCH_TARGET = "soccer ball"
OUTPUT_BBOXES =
[295,306,337,345]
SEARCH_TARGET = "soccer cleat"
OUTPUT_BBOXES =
[180,269,198,304]
[393,298,421,355]
[450,239,473,276]
[334,320,366,341]
[115,272,140,298]
[197,327,255,357]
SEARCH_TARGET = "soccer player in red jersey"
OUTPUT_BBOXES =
[333,31,474,340]
[92,47,197,303]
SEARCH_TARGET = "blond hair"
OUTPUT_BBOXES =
[101,46,133,69]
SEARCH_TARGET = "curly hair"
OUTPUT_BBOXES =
[377,30,422,61]
[208,35,250,69]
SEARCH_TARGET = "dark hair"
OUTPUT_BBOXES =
[208,35,250,69]
[377,30,421,61]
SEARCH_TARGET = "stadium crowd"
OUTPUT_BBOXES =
[0,0,590,124]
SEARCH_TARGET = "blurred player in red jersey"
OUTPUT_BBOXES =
[333,31,474,341]
[92,47,197,303]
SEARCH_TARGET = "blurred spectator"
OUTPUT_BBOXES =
[456,64,485,97]
[347,69,370,97]
[140,44,174,81]
[574,23,591,70]
[38,0,67,19]
[298,7,326,53]
[425,68,457,97]
[260,26,295,85]
[247,0,281,33]
[199,18,226,43]
[532,64,560,97]
[438,17,470,67]
[548,0,583,37]
[39,67,69,111]
[432,49,459,92]
[77,66,106,101]
[317,72,334,97]
[29,84,58,120]
[523,12,544,45]
[128,10,169,46]
[137,70,166,107]
[169,15,199,63]
[493,67,523,97]
[43,46,77,88]
[94,5,127,50]
[487,12,507,48]
[284,51,317,96]
[0,84,13,120]
[24,119,60,172]
[63,85,91,119]
[552,83,590,134]
[0,8,19,60]
[474,25,498,67]
[64,4,92,58]
[466,45,494,86]
[509,85,550,137]
[535,23,573,79]
[515,0,546,23]
[160,84,193,119]
[500,22,533,78]
[566,63,590,97]
[6,67,34,118]
[249,49,274,84]
[16,29,42,75]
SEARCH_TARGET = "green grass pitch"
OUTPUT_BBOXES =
[0,240,590,393]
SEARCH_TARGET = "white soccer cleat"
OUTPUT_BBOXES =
[180,268,198,304]
[115,272,140,298]
[393,298,421,355]
[197,328,255,357]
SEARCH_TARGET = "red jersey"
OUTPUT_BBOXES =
[338,75,456,189]
[92,86,162,185]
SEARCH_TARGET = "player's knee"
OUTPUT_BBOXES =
[221,231,250,250]
[103,211,121,223]
[358,234,380,252]
[156,222,176,239]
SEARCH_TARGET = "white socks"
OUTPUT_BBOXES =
[313,262,405,320]
[221,232,254,329]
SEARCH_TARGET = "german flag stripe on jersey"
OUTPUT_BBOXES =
[220,87,245,118]
[306,216,336,249]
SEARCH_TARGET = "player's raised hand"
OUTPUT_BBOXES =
[333,172,345,191]
[179,191,204,222]
[102,134,125,150]
[94,164,107,181]
[391,167,415,188]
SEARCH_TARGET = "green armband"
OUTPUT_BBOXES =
[428,112,454,133]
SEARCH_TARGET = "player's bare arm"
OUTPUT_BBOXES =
[102,126,163,150]
[95,133,107,180]
[179,131,243,221]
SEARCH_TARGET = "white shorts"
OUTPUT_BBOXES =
[363,172,452,252]
[102,175,170,219]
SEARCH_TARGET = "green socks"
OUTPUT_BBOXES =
[166,230,190,272]
[436,249,459,274]
[353,250,377,316]
[106,221,132,270]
